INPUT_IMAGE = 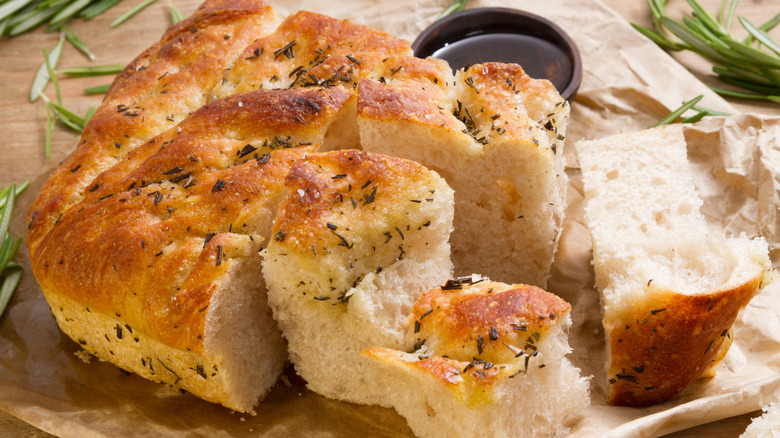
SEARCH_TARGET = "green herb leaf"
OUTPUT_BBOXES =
[0,182,28,211]
[62,25,94,60]
[43,47,62,105]
[110,0,158,28]
[48,0,91,28]
[83,105,95,125]
[0,184,17,251]
[437,0,468,20]
[739,15,780,56]
[84,83,111,94]
[7,4,60,36]
[79,0,121,19]
[168,0,182,24]
[57,64,125,77]
[0,0,35,23]
[29,33,65,102]
[45,101,55,158]
[710,85,780,100]
[0,263,22,320]
[654,95,704,127]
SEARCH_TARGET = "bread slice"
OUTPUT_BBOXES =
[357,56,568,287]
[576,125,772,406]
[263,149,454,405]
[362,277,589,437]
[28,87,356,413]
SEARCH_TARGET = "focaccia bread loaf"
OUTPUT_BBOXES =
[357,56,568,288]
[576,125,772,406]
[26,0,411,413]
[263,149,455,406]
[362,276,589,437]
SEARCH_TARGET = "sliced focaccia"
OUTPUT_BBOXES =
[363,277,589,437]
[263,149,454,406]
[358,56,568,287]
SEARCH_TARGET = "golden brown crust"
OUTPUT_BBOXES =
[357,56,458,130]
[412,279,570,364]
[30,87,353,354]
[362,279,574,408]
[607,276,762,406]
[218,11,411,95]
[27,0,278,249]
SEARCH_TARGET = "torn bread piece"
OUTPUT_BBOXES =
[576,125,773,406]
[363,277,589,437]
[358,57,568,287]
[263,149,454,406]
[29,87,355,413]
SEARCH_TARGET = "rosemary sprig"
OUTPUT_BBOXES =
[655,94,732,126]
[0,183,27,321]
[635,0,780,102]
[437,0,468,20]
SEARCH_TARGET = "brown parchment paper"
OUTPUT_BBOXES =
[1,0,779,437]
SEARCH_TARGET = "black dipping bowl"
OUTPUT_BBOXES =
[412,7,582,101]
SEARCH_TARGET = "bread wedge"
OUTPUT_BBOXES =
[576,125,772,406]
[363,276,589,437]
[263,149,454,405]
[358,56,568,287]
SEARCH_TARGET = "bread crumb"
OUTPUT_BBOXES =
[74,350,92,363]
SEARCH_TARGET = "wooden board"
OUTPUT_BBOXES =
[0,0,778,436]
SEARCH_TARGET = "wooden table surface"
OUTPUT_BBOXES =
[1,0,778,436]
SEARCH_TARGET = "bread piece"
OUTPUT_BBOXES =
[263,149,454,405]
[363,277,589,437]
[576,125,772,406]
[358,57,568,287]
[28,87,356,413]
[741,403,780,438]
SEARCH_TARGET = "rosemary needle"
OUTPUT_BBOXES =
[0,183,27,321]
[57,64,125,77]
[654,95,704,126]
[29,33,64,102]
[84,84,111,94]
[62,24,94,60]
[110,0,158,28]
[168,0,182,25]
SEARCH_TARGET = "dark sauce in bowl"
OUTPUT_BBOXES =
[412,8,582,100]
